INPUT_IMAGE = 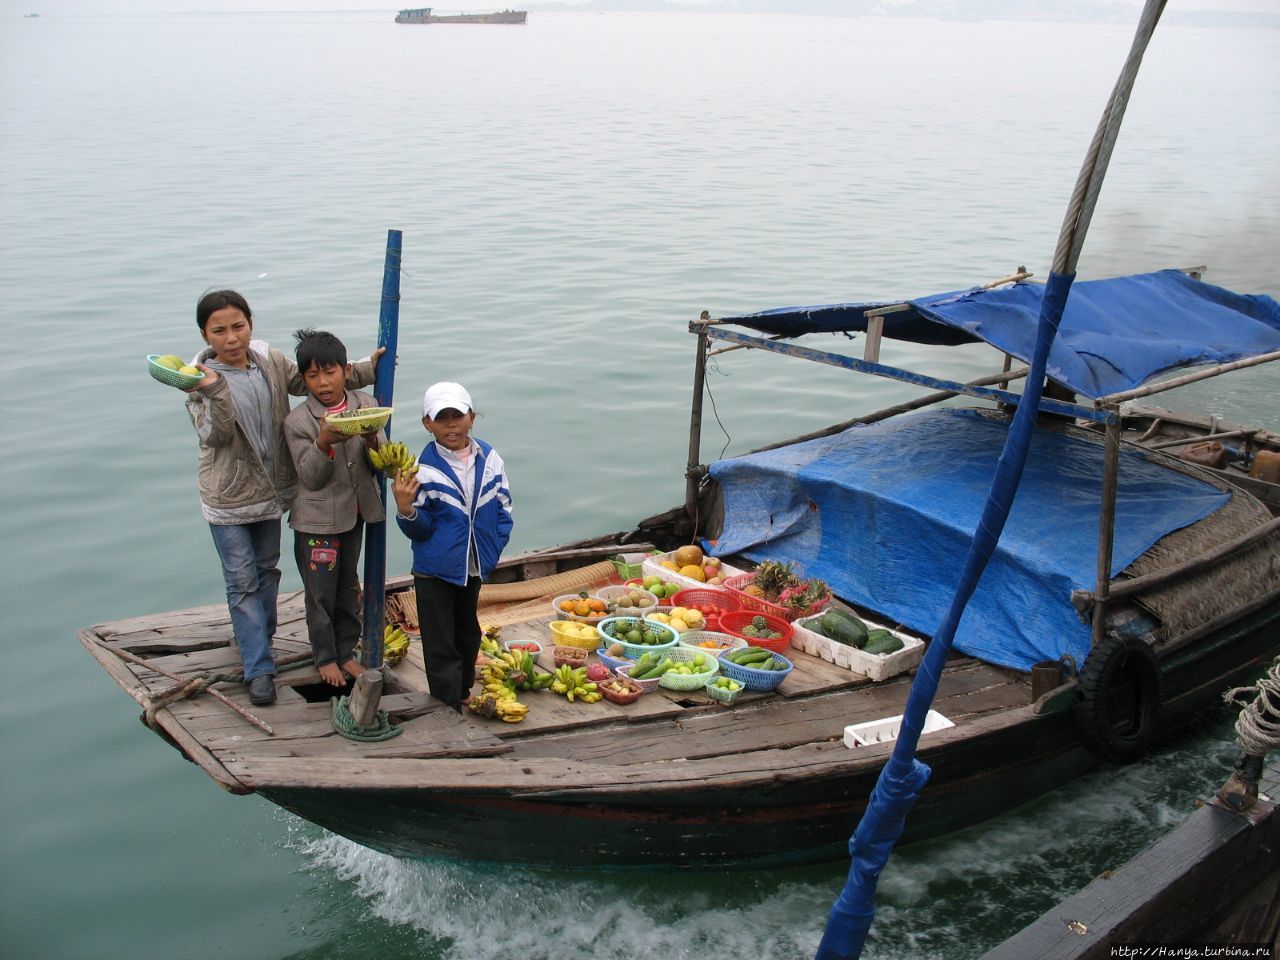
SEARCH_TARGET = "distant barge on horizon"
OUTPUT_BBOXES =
[395,7,528,24]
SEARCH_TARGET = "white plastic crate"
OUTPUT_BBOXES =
[843,709,954,748]
[641,551,747,593]
[792,613,925,682]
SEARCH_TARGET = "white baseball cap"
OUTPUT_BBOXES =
[422,381,473,419]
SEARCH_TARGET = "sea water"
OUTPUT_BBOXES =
[1,9,1277,959]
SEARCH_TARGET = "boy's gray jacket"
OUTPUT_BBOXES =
[185,340,374,520]
[284,389,387,534]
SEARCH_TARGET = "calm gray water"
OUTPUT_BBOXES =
[1,9,1277,959]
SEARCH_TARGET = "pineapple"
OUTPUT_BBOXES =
[753,560,798,601]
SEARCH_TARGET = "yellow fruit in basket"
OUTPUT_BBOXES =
[679,564,706,583]
[647,612,670,624]
[670,607,687,620]
[661,560,679,571]
[155,354,185,370]
[178,365,201,376]
[683,608,704,627]
[674,545,705,568]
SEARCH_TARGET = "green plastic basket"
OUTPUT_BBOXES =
[657,646,720,691]
[146,354,204,389]
[704,676,744,704]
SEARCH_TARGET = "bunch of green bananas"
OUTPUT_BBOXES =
[383,624,411,666]
[550,664,601,703]
[511,649,555,692]
[368,441,418,477]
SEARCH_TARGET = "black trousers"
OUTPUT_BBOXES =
[294,523,364,668]
[413,573,482,707]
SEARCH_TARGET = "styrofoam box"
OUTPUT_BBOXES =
[641,551,747,593]
[843,709,954,749]
[792,613,926,682]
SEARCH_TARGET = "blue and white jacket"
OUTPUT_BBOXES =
[396,438,513,586]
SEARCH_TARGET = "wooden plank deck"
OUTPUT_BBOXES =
[81,578,1034,795]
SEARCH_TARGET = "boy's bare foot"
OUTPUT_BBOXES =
[318,662,345,686]
[340,660,366,679]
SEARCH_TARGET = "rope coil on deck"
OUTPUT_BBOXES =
[330,695,402,742]
[1224,656,1280,757]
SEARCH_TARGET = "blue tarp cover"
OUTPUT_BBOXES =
[709,409,1230,671]
[720,270,1280,400]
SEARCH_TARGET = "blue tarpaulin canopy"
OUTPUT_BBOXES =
[709,408,1230,672]
[719,270,1280,400]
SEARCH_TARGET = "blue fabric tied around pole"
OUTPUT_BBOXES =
[813,272,1080,960]
[815,758,932,960]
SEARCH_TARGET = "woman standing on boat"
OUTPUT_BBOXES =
[184,290,380,706]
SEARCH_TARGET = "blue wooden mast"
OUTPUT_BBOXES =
[359,229,403,669]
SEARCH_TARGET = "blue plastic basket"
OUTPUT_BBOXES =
[595,645,633,672]
[716,649,794,692]
[596,616,679,660]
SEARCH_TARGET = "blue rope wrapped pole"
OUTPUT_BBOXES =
[815,2,1166,956]
[360,229,403,670]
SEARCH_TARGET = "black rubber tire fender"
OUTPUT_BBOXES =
[1073,633,1162,764]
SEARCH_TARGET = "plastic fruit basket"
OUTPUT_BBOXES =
[716,648,794,692]
[594,584,661,614]
[671,587,741,630]
[716,610,794,653]
[503,638,543,657]
[610,553,649,581]
[722,573,830,622]
[598,675,643,705]
[551,594,609,623]
[146,354,205,389]
[717,649,794,692]
[678,631,746,655]
[548,619,604,650]
[324,406,393,436]
[657,646,721,691]
[552,644,590,668]
[595,645,633,672]
[705,676,744,705]
[596,616,679,660]
[614,662,660,694]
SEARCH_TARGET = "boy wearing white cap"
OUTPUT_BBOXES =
[392,382,513,710]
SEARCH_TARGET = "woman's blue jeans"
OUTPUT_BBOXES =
[209,518,281,681]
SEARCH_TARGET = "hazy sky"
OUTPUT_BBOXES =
[6,0,1278,13]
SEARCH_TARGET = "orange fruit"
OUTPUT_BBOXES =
[559,599,575,612]
[574,601,591,617]
[588,598,606,613]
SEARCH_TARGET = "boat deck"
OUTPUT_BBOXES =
[80,575,1034,797]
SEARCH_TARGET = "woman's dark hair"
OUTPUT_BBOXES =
[197,289,253,332]
[294,328,348,373]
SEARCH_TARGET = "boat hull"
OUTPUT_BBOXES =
[254,597,1279,868]
[261,711,1095,869]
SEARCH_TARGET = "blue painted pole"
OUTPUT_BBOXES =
[360,229,402,669]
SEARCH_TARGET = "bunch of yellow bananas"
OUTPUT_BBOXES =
[479,624,503,656]
[470,651,530,722]
[368,441,418,477]
[383,624,410,666]
[550,664,602,703]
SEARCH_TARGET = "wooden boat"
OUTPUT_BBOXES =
[980,759,1280,958]
[80,267,1280,869]
[395,7,528,25]
[1116,404,1280,516]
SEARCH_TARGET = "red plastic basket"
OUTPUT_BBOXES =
[716,609,794,653]
[671,588,741,632]
[722,573,830,622]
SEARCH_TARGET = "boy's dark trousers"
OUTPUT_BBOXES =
[294,523,364,668]
[413,573,483,708]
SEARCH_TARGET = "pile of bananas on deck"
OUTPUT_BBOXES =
[479,624,503,657]
[551,664,602,703]
[368,441,418,477]
[382,624,411,666]
[471,650,537,722]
